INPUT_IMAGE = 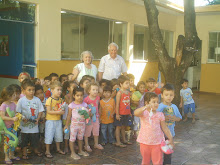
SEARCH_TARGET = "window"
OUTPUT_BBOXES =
[61,11,127,60]
[133,25,173,61]
[208,32,220,63]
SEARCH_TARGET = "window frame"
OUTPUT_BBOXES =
[207,31,220,64]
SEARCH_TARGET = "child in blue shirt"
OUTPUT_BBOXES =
[157,84,182,165]
[179,79,196,123]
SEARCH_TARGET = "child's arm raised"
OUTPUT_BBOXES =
[134,105,151,117]
[64,108,72,131]
[115,91,122,120]
[160,120,174,148]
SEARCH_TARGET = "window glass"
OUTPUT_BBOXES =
[208,32,220,63]
[133,25,173,62]
[61,11,127,60]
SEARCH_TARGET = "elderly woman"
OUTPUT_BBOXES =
[72,51,98,83]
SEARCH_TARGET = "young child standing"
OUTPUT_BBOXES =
[179,79,196,123]
[135,92,174,165]
[18,72,31,98]
[64,87,89,160]
[34,84,46,148]
[45,81,65,158]
[99,86,116,145]
[62,81,77,153]
[157,84,182,165]
[114,75,132,148]
[0,85,20,164]
[84,82,104,152]
[16,79,44,160]
[133,81,146,138]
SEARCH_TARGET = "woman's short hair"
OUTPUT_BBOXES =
[80,51,94,63]
[108,42,119,50]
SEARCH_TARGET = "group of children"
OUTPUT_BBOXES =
[0,71,196,165]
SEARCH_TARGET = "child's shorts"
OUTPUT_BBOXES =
[114,115,130,127]
[184,103,195,114]
[84,119,100,137]
[45,120,63,144]
[20,133,39,148]
[70,122,85,142]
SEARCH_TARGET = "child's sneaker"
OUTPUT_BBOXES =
[84,145,92,152]
[94,144,104,150]
[192,119,196,124]
[78,151,89,157]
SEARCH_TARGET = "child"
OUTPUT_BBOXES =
[59,74,68,86]
[18,72,31,98]
[134,92,174,165]
[44,76,50,91]
[99,85,116,145]
[84,82,104,152]
[145,78,161,95]
[16,79,44,159]
[10,84,21,104]
[33,78,41,85]
[45,73,59,99]
[67,73,74,81]
[157,84,182,165]
[111,78,119,99]
[45,81,65,158]
[0,85,20,164]
[99,79,111,98]
[133,81,146,138]
[64,87,89,160]
[179,79,196,123]
[18,72,31,84]
[34,84,46,145]
[114,75,132,148]
[62,81,77,153]
[127,74,136,93]
[79,77,90,99]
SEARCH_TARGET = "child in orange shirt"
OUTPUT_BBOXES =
[99,86,116,145]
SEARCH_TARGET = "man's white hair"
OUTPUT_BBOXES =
[108,42,119,50]
[80,50,93,63]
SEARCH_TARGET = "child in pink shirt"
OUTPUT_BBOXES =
[83,82,104,152]
[134,92,174,165]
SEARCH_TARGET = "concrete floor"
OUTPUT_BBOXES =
[0,92,220,164]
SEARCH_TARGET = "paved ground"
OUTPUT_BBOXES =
[0,92,220,164]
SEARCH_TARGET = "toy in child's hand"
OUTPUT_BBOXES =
[161,140,174,154]
[132,91,142,102]
[64,128,69,134]
[87,104,96,125]
[78,107,90,124]
[58,102,66,111]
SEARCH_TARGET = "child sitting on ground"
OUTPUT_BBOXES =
[179,79,196,123]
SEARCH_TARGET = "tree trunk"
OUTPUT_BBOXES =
[143,0,201,107]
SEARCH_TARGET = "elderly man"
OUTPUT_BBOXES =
[98,43,127,81]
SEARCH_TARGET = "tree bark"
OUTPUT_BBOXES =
[143,0,201,107]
